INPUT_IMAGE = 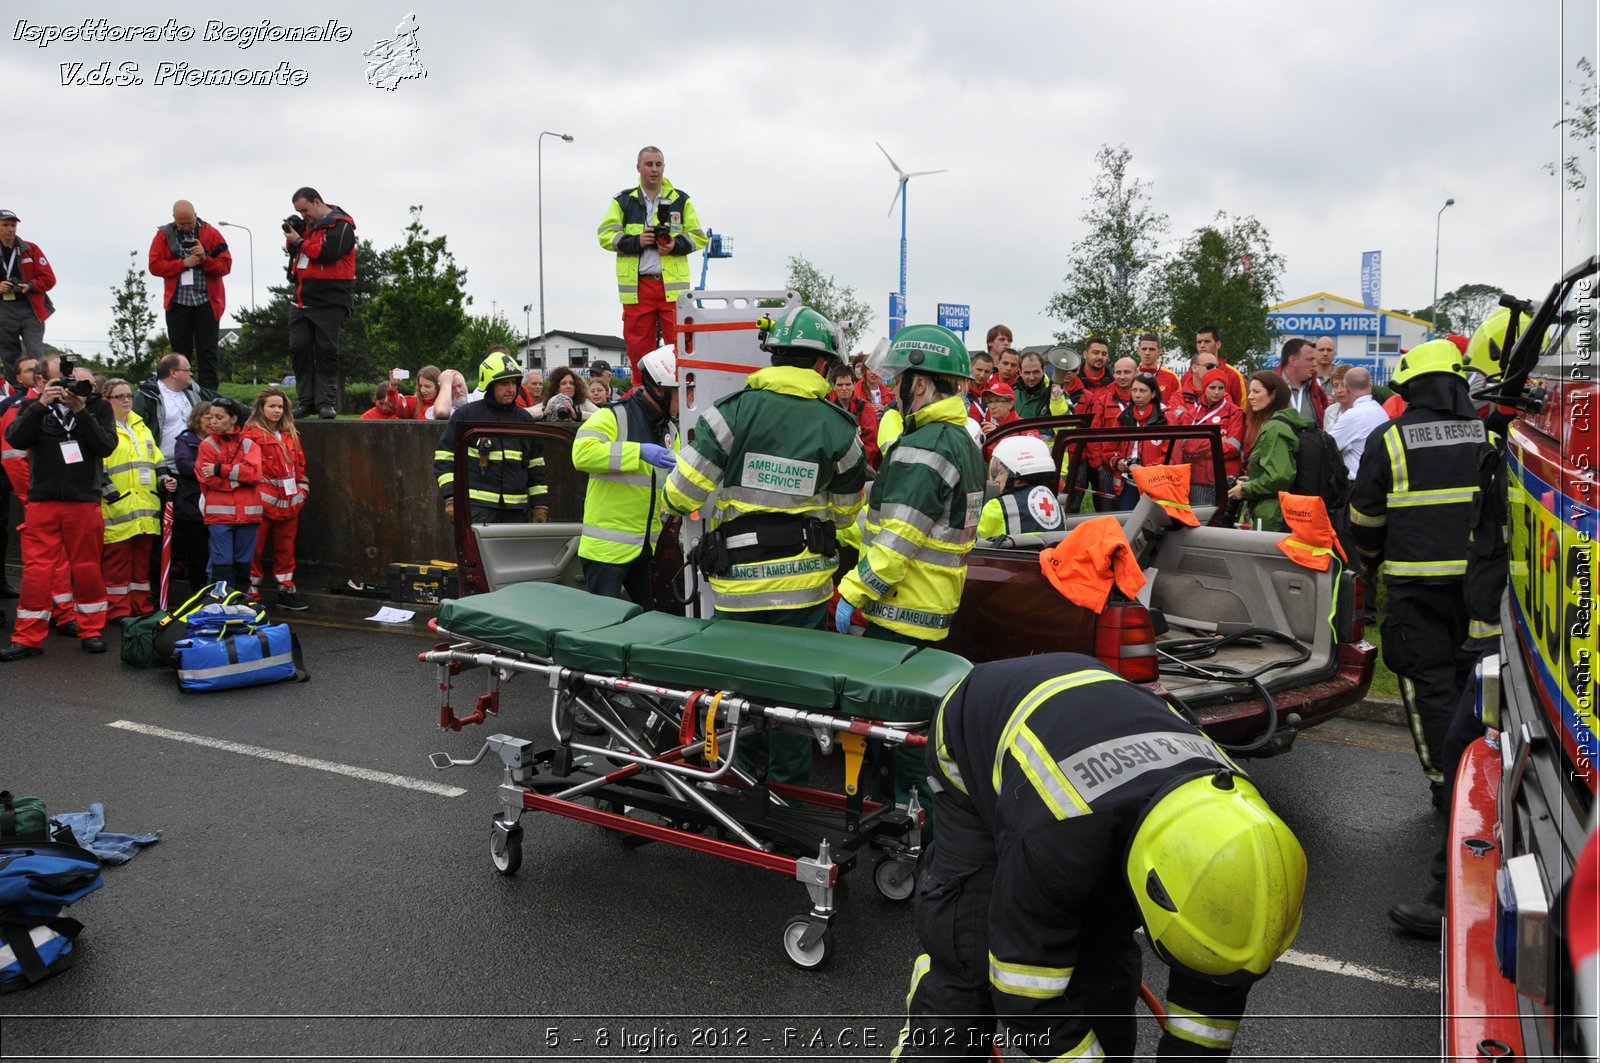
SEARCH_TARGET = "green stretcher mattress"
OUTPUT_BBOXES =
[442,583,973,722]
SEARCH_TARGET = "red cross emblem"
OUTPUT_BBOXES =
[1037,494,1056,518]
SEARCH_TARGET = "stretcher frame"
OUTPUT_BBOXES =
[421,617,927,970]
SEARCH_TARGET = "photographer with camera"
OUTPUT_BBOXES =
[148,200,233,391]
[283,187,357,420]
[1,359,117,660]
[597,147,707,385]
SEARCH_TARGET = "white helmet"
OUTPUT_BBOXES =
[636,344,677,387]
[964,418,984,448]
[989,435,1055,480]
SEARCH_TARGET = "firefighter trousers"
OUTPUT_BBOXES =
[1380,579,1475,782]
[895,792,1141,1062]
[12,501,107,647]
[251,516,299,594]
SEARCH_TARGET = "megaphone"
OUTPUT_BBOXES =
[1044,345,1082,374]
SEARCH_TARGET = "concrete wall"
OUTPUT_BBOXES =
[3,419,587,594]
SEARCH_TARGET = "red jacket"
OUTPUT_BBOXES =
[1093,402,1188,495]
[1,240,56,322]
[246,426,307,521]
[852,379,895,416]
[148,221,231,315]
[833,392,882,471]
[1141,366,1185,405]
[197,429,263,524]
[1183,397,1245,482]
[1072,365,1116,411]
[1086,385,1133,468]
[0,389,38,495]
[1277,369,1330,427]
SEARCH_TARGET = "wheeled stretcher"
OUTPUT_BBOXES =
[420,582,971,968]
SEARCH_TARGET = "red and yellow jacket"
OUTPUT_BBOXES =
[197,429,263,524]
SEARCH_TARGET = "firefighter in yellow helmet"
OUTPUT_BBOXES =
[894,652,1305,1060]
[432,350,547,525]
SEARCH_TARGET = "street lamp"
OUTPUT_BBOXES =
[521,303,533,370]
[537,131,574,373]
[217,220,256,382]
[1430,197,1455,338]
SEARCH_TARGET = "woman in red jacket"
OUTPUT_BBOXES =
[1182,367,1245,506]
[196,398,263,592]
[1099,373,1188,510]
[245,388,309,610]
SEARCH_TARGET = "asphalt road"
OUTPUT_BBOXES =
[0,617,1447,1061]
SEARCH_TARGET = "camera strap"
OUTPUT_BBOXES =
[49,405,76,435]
[1,246,18,282]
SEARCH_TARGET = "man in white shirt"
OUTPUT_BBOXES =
[1327,367,1390,481]
[132,353,217,461]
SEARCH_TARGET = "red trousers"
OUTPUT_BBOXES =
[102,534,155,621]
[251,515,299,593]
[622,276,677,386]
[12,501,107,647]
[17,505,76,625]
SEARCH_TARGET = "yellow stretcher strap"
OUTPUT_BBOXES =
[704,691,726,764]
[841,730,867,796]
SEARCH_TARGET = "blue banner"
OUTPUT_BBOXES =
[1268,312,1384,336]
[888,292,905,340]
[1360,251,1382,310]
[937,302,970,332]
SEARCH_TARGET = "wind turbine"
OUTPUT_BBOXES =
[877,142,947,331]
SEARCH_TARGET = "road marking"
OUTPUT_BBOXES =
[107,720,468,798]
[1278,947,1439,991]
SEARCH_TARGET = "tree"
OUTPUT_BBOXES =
[1434,283,1507,338]
[106,250,157,380]
[1044,145,1169,360]
[1162,213,1284,373]
[446,311,521,375]
[783,254,874,354]
[1546,56,1595,191]
[363,206,469,372]
[229,284,296,386]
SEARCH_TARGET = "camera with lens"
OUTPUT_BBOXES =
[282,214,306,236]
[50,356,95,399]
[652,204,674,242]
[180,234,199,252]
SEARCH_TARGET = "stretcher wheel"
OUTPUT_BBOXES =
[781,915,834,970]
[490,821,523,875]
[873,855,916,902]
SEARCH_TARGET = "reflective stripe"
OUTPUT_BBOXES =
[712,584,831,610]
[699,406,734,451]
[1011,726,1091,819]
[52,594,72,606]
[679,445,724,485]
[0,448,24,460]
[854,556,892,597]
[860,599,951,630]
[989,952,1073,999]
[890,445,959,487]
[1384,558,1468,577]
[889,954,934,1061]
[1384,427,1409,494]
[617,283,638,294]
[836,436,863,476]
[582,524,647,547]
[467,489,529,505]
[934,679,969,794]
[104,585,129,595]
[128,582,150,592]
[1390,486,1478,507]
[17,608,51,620]
[592,470,653,489]
[717,485,832,511]
[663,281,690,294]
[75,601,108,614]
[178,650,294,683]
[1347,506,1385,528]
[724,555,834,581]
[1469,618,1502,639]
[1282,538,1334,557]
[598,222,623,234]
[871,528,967,567]
[1163,1005,1239,1050]
[103,508,159,526]
[993,670,1122,790]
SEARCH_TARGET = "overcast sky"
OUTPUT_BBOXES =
[8,0,1596,362]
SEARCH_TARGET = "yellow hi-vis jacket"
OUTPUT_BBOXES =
[596,178,708,306]
[572,395,679,565]
[102,412,163,544]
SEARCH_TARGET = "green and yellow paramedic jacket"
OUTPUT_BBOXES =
[573,392,678,565]
[1348,378,1490,584]
[840,395,985,641]
[595,178,708,306]
[432,398,547,512]
[664,366,867,612]
[923,653,1252,1058]
[102,412,163,543]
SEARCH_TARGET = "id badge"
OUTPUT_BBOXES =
[1,292,14,301]
[139,467,154,485]
[60,440,83,464]
[179,271,195,287]
[286,479,300,496]
[296,253,310,270]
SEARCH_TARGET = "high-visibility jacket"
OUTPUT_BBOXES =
[247,425,308,521]
[839,395,985,641]
[573,392,677,565]
[433,398,547,512]
[977,483,1063,539]
[1349,379,1489,582]
[595,178,707,306]
[919,653,1253,1059]
[877,406,904,452]
[196,429,263,524]
[102,413,163,543]
[665,365,867,612]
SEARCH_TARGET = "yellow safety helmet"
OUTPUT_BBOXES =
[1126,769,1307,984]
[1465,307,1518,377]
[477,350,523,393]
[1390,338,1465,391]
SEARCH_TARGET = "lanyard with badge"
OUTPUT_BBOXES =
[51,403,83,464]
[1,246,17,301]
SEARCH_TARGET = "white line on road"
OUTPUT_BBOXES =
[1279,947,1439,991]
[107,720,468,798]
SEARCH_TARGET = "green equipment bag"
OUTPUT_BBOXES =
[122,583,267,669]
[120,611,173,668]
[0,793,49,844]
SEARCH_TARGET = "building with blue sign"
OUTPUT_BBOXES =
[1267,292,1430,383]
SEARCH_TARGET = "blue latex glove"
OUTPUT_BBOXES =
[834,598,855,634]
[639,443,677,469]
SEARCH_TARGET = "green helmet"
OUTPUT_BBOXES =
[1391,338,1465,390]
[478,350,522,392]
[877,323,971,379]
[758,306,839,357]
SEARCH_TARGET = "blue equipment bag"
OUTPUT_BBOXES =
[174,623,309,693]
[0,840,103,993]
